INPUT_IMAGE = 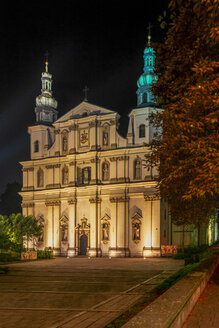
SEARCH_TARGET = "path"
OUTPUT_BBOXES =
[0,257,184,328]
[183,264,219,328]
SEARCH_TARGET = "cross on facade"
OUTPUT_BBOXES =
[83,86,89,102]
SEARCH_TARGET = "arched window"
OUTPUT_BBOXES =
[34,140,39,153]
[143,93,148,104]
[37,168,44,187]
[139,124,145,138]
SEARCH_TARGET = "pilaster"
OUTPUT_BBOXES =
[88,196,102,257]
[67,198,77,257]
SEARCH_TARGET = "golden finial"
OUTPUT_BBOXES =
[44,51,49,73]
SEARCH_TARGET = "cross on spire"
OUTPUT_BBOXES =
[147,23,152,46]
[83,86,89,102]
[44,51,49,72]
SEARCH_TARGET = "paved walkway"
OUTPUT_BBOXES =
[183,264,219,328]
[0,257,184,328]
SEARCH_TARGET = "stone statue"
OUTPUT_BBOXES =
[133,222,140,240]
[62,137,68,151]
[37,169,44,187]
[102,162,109,181]
[103,132,108,146]
[83,167,89,184]
[135,159,141,179]
[62,225,68,241]
[62,167,68,185]
[102,223,109,240]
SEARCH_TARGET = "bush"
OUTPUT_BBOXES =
[37,250,53,259]
[0,266,9,274]
[0,251,20,263]
[174,245,211,264]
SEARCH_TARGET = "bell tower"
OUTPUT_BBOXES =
[35,53,58,124]
[136,25,157,107]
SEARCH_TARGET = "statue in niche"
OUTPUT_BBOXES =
[83,167,89,184]
[134,158,141,179]
[62,136,68,151]
[38,226,44,242]
[61,225,68,242]
[37,169,44,187]
[133,222,140,240]
[103,131,108,146]
[102,223,109,241]
[37,216,44,242]
[102,162,109,181]
[62,166,68,185]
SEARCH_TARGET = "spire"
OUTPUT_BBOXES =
[35,54,58,124]
[147,23,152,47]
[45,50,49,73]
[136,25,157,107]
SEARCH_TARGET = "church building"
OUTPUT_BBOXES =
[20,35,170,257]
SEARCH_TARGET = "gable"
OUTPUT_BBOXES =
[55,101,116,123]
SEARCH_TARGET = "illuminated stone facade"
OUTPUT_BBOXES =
[20,37,170,257]
[20,100,170,257]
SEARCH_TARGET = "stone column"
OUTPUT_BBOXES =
[109,196,130,257]
[54,129,61,156]
[143,195,161,257]
[67,198,77,257]
[69,160,76,186]
[46,203,53,248]
[88,196,102,257]
[53,203,60,256]
[22,168,28,188]
[109,200,117,249]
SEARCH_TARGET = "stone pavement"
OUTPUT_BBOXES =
[0,257,184,328]
[183,264,219,328]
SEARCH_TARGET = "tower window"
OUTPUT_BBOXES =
[143,93,148,104]
[139,125,145,138]
[34,140,39,152]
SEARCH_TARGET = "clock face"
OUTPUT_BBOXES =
[80,129,89,146]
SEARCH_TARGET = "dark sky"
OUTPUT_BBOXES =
[0,0,170,194]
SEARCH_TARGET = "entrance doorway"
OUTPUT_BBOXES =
[80,234,88,255]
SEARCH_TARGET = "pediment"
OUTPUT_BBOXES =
[55,101,116,123]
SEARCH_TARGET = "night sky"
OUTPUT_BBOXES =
[0,0,169,194]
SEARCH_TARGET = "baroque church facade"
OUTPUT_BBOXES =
[20,36,170,257]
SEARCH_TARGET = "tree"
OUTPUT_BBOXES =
[0,214,43,252]
[0,182,22,215]
[145,0,219,226]
[0,215,11,250]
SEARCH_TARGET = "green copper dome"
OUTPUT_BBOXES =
[136,35,157,107]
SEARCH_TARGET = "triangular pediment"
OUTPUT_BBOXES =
[55,101,116,123]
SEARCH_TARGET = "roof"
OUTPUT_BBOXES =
[55,101,117,123]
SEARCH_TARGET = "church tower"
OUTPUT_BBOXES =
[35,54,58,124]
[127,28,159,146]
[136,27,157,107]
